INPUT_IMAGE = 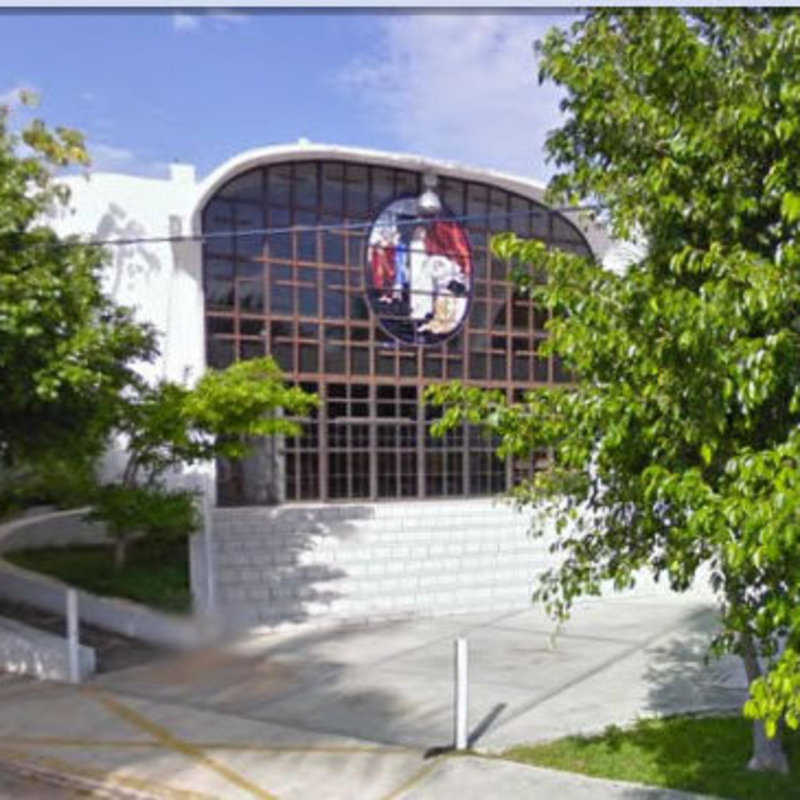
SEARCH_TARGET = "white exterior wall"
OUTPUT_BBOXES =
[52,165,204,388]
[49,165,209,487]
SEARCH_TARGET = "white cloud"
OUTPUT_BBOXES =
[336,13,581,182]
[90,142,134,167]
[172,13,200,32]
[172,9,248,33]
[88,141,169,178]
[0,84,39,111]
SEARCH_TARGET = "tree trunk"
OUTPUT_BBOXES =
[740,632,789,774]
[113,537,128,571]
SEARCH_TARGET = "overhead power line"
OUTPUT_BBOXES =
[1,206,599,252]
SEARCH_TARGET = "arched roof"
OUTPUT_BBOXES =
[190,141,609,258]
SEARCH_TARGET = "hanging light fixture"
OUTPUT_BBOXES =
[417,171,442,216]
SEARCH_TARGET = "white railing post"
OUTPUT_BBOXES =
[454,637,468,750]
[66,588,80,684]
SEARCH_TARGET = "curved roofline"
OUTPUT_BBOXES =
[190,141,610,258]
[192,142,548,223]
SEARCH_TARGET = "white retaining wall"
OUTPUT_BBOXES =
[0,615,95,682]
[210,498,555,628]
[0,510,218,649]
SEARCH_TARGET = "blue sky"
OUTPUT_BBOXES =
[1,9,580,183]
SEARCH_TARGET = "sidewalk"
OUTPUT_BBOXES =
[0,592,745,799]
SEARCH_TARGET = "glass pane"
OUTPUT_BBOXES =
[294,162,318,208]
[324,289,345,318]
[299,287,318,315]
[203,199,234,232]
[491,354,506,380]
[489,189,508,232]
[207,338,235,369]
[235,204,263,258]
[298,322,318,339]
[423,355,443,378]
[442,179,464,215]
[297,230,317,262]
[345,164,368,215]
[371,167,394,208]
[207,279,234,310]
[467,184,488,224]
[269,205,290,227]
[321,162,344,211]
[323,231,346,264]
[272,342,294,372]
[350,295,369,321]
[347,235,365,266]
[239,318,264,336]
[446,359,463,378]
[268,165,291,206]
[399,355,417,377]
[511,197,531,236]
[324,325,345,340]
[469,353,487,379]
[266,232,291,260]
[270,284,292,313]
[206,257,234,280]
[207,316,233,335]
[395,170,419,197]
[324,343,346,373]
[271,320,293,340]
[239,339,264,360]
[299,343,319,372]
[351,347,369,374]
[376,352,395,376]
[239,281,264,313]
[531,205,549,239]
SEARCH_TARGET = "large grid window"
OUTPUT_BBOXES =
[203,159,593,504]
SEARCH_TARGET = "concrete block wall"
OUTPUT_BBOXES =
[211,499,556,629]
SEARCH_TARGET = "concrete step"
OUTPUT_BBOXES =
[212,546,552,572]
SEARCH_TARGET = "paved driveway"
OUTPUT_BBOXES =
[92,590,748,752]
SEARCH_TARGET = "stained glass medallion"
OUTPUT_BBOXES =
[365,196,473,346]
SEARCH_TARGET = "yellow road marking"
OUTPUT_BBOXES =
[0,746,216,800]
[85,689,278,800]
[0,734,413,755]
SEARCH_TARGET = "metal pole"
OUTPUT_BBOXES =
[203,474,216,614]
[454,637,468,750]
[66,588,80,684]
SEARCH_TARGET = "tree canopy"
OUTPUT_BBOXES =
[0,97,157,465]
[428,9,800,771]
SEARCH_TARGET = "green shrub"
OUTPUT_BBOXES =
[86,484,200,569]
[0,453,98,519]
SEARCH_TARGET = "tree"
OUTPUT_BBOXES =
[428,9,800,774]
[91,356,318,568]
[0,96,157,467]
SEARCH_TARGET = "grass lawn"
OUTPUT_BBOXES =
[501,715,800,800]
[5,540,191,613]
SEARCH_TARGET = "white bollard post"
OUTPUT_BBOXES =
[454,637,468,750]
[66,588,80,684]
[203,474,216,614]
